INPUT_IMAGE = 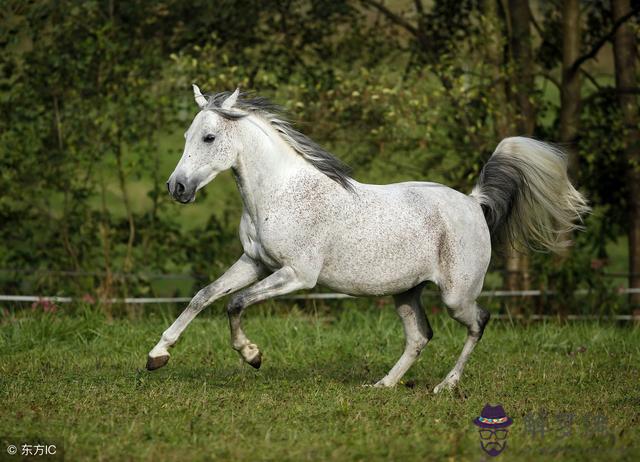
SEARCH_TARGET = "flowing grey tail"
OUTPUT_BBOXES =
[470,137,591,253]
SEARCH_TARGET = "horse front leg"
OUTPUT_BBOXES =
[227,266,316,368]
[146,254,266,370]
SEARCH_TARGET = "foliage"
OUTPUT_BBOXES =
[0,1,637,312]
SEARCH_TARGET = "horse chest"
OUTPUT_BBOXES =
[239,212,281,269]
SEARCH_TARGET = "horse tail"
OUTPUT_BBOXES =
[470,137,590,253]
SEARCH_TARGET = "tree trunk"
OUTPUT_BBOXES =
[508,0,536,135]
[486,0,529,303]
[559,0,581,180]
[612,0,640,308]
[485,0,513,139]
[505,0,534,298]
[115,139,136,276]
[555,0,582,296]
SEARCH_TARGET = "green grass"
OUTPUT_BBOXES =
[1,304,638,461]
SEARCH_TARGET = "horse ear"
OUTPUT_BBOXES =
[193,84,208,109]
[221,88,240,109]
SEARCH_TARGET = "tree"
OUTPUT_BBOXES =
[484,0,515,140]
[559,0,582,179]
[508,0,536,136]
[612,0,640,307]
[504,0,535,296]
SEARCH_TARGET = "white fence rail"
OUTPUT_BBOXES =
[2,291,639,321]
[1,287,640,304]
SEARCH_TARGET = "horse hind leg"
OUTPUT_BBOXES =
[433,288,490,394]
[374,283,433,387]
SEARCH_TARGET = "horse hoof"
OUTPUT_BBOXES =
[146,354,170,371]
[433,381,455,394]
[247,352,262,369]
[373,379,395,388]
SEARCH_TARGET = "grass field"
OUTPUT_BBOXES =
[1,303,638,461]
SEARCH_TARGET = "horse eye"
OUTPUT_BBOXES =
[203,134,216,143]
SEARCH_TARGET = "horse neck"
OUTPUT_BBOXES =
[232,116,318,218]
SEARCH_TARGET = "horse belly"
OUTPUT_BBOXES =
[318,266,433,296]
[318,220,442,296]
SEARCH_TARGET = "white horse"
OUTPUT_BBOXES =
[147,86,589,392]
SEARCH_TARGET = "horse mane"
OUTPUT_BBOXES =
[204,91,354,191]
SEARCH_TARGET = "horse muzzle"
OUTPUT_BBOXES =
[167,175,197,204]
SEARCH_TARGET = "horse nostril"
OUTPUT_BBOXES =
[176,182,186,195]
[166,181,171,194]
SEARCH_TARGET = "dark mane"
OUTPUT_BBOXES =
[204,91,353,191]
